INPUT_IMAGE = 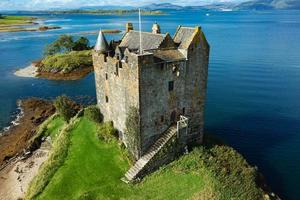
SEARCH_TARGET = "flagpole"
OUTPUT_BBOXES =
[139,8,143,54]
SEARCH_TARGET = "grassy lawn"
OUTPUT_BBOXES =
[34,117,209,200]
[28,115,265,200]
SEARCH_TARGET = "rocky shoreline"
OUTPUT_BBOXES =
[37,67,93,80]
[0,98,55,167]
[14,62,93,80]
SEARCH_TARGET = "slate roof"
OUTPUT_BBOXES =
[95,30,109,53]
[173,26,196,49]
[119,31,166,51]
[153,49,186,62]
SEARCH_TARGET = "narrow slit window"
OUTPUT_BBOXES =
[168,81,174,91]
[160,115,164,123]
[105,73,108,80]
[105,96,109,103]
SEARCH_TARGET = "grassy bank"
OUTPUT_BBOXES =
[26,113,268,200]
[26,112,82,200]
[0,15,35,25]
[37,50,92,74]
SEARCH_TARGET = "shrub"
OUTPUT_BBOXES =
[97,121,118,142]
[54,95,78,122]
[84,106,103,123]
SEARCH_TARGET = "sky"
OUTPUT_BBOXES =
[0,0,248,11]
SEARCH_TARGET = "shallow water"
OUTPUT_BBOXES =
[0,10,300,199]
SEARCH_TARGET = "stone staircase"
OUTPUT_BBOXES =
[122,125,177,183]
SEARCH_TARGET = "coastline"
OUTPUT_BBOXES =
[0,15,61,33]
[0,98,55,167]
[14,64,38,78]
[0,140,51,200]
[37,67,94,81]
[14,63,93,80]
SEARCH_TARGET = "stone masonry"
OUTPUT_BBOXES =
[93,23,210,160]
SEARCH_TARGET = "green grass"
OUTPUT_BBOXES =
[28,116,265,200]
[38,50,92,74]
[0,15,34,25]
[44,116,65,140]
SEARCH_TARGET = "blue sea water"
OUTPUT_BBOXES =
[0,10,300,199]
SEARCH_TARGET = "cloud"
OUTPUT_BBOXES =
[0,0,246,10]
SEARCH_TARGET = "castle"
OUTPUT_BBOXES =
[93,22,209,182]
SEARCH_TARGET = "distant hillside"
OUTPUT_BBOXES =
[78,5,134,10]
[141,1,300,11]
[235,0,300,10]
[142,3,183,10]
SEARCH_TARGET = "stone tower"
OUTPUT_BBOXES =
[93,23,210,161]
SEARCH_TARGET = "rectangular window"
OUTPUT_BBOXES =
[105,73,108,80]
[160,63,164,71]
[168,81,174,91]
[105,96,109,103]
[160,115,164,123]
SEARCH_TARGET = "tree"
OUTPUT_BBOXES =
[43,35,91,56]
[54,95,78,122]
[73,37,90,51]
[44,42,61,56]
[44,35,74,56]
[57,35,74,52]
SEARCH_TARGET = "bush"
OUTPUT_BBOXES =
[54,95,78,122]
[84,106,103,123]
[97,121,118,142]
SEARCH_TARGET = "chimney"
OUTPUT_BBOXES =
[152,22,161,34]
[126,22,133,32]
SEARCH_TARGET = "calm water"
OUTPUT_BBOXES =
[0,10,300,199]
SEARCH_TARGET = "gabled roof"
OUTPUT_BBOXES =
[173,26,197,49]
[95,30,109,53]
[119,31,166,51]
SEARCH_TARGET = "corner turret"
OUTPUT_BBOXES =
[95,30,109,53]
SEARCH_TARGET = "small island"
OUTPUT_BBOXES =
[0,14,61,33]
[15,35,94,80]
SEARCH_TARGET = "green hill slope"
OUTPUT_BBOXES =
[26,115,273,200]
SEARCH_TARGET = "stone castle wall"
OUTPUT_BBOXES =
[93,51,140,142]
[182,29,210,144]
[139,55,187,154]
